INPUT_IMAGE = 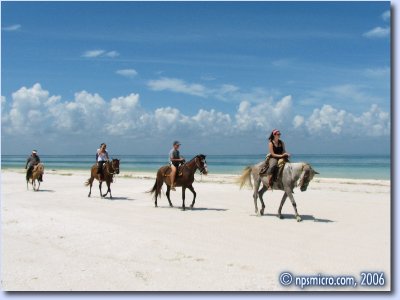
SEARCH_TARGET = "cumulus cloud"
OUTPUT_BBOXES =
[363,26,390,38]
[294,104,390,136]
[116,69,138,78]
[2,24,21,31]
[235,96,292,131]
[1,84,390,142]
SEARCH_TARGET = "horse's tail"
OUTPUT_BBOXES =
[147,176,162,201]
[237,166,253,189]
[84,178,91,186]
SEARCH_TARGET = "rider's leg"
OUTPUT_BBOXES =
[170,165,177,191]
[98,161,105,180]
[266,158,278,188]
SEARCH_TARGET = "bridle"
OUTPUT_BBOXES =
[195,156,207,174]
[299,164,311,190]
[105,159,119,176]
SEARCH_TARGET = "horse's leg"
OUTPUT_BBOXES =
[277,192,288,219]
[182,186,186,211]
[166,185,173,207]
[253,178,261,215]
[258,184,268,215]
[188,185,196,209]
[285,189,301,222]
[99,181,103,198]
[88,177,94,197]
[103,181,111,198]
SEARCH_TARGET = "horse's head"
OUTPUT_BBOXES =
[299,163,319,192]
[195,154,208,175]
[111,158,120,174]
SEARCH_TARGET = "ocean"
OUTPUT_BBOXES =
[1,154,390,180]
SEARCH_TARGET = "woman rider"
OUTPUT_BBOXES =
[169,140,185,191]
[266,129,290,187]
[97,143,110,180]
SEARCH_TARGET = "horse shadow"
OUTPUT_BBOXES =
[158,206,228,212]
[264,213,334,223]
[108,196,135,201]
[35,189,55,193]
[190,207,228,212]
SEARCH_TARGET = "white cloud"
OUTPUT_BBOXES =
[82,49,106,58]
[116,69,138,78]
[235,95,292,132]
[1,84,390,142]
[82,49,119,58]
[148,77,207,97]
[2,24,21,31]
[382,10,390,22]
[295,104,390,136]
[105,51,120,58]
[363,26,390,38]
[293,115,304,128]
[364,67,390,78]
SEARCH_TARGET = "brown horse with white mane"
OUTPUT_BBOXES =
[148,154,208,210]
[85,159,120,198]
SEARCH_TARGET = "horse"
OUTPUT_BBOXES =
[238,161,319,221]
[85,159,120,199]
[26,163,44,191]
[148,154,208,210]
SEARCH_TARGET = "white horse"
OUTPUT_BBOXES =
[238,161,319,221]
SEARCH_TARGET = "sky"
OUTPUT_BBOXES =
[1,1,391,155]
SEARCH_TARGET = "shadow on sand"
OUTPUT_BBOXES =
[34,189,55,193]
[264,213,334,223]
[108,196,135,201]
[157,206,228,212]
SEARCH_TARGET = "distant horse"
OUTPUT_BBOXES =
[148,154,208,210]
[238,161,319,221]
[27,163,44,191]
[85,159,120,198]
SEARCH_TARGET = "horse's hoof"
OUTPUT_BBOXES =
[260,208,265,215]
[182,207,186,211]
[296,216,302,222]
[278,214,284,219]
[190,205,194,209]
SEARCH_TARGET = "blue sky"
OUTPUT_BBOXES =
[1,1,390,155]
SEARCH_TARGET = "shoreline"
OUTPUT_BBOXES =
[1,168,391,187]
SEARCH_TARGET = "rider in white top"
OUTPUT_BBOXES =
[96,143,109,179]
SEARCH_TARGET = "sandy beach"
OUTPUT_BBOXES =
[1,169,390,291]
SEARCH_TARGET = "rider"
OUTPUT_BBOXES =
[169,140,185,191]
[96,143,110,180]
[25,150,42,182]
[266,129,290,188]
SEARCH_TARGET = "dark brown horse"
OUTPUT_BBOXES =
[27,163,44,191]
[85,159,120,198]
[149,154,208,210]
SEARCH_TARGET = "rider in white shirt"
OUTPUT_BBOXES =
[96,143,109,180]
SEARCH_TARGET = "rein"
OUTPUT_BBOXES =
[182,156,206,174]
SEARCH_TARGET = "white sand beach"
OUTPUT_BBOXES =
[1,169,390,291]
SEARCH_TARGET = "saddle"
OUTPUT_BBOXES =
[163,165,184,177]
[259,154,289,186]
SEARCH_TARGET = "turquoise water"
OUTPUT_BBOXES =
[1,154,390,180]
